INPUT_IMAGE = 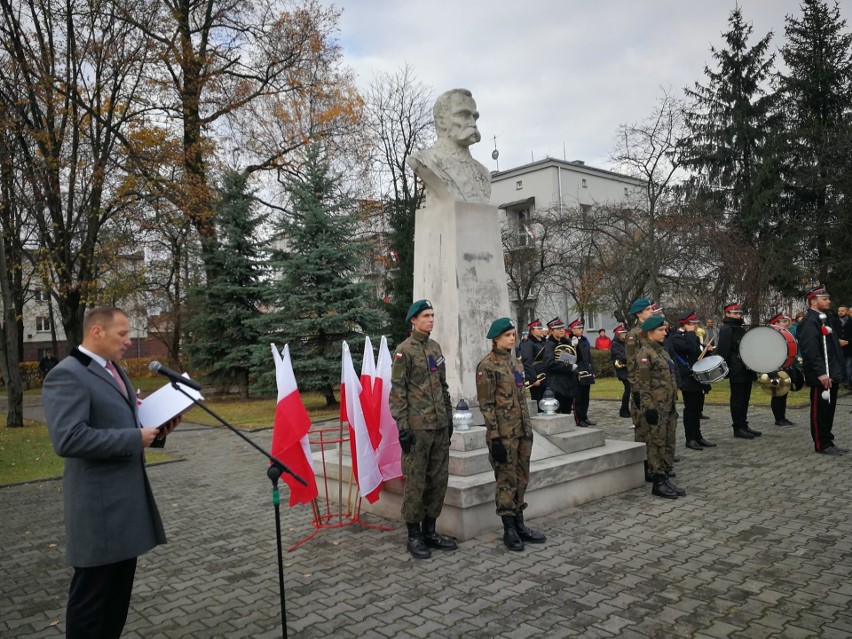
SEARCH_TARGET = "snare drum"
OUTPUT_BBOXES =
[692,355,729,384]
[739,326,798,373]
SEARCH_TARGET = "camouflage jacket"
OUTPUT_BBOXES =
[475,348,532,441]
[389,330,453,431]
[626,324,645,387]
[636,340,678,413]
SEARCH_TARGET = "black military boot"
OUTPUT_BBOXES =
[514,511,546,543]
[665,477,686,496]
[406,522,431,559]
[502,516,524,551]
[651,475,679,499]
[422,517,458,551]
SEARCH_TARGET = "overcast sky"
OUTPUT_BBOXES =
[327,0,813,173]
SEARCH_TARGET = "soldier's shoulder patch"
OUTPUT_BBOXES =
[627,336,635,342]
[640,357,649,364]
[477,370,484,378]
[395,353,403,360]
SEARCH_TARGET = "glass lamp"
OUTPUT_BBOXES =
[538,389,559,415]
[452,398,474,431]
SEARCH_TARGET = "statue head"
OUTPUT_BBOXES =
[433,89,481,148]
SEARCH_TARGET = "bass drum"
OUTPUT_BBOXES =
[739,326,798,374]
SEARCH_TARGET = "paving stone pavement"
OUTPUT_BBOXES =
[4,394,852,638]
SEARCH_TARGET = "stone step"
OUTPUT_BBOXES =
[545,427,606,455]
[314,438,646,540]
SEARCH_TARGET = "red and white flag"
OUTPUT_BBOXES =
[341,341,383,503]
[270,344,318,507]
[360,336,383,451]
[375,336,402,480]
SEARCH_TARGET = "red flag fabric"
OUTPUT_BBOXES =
[375,336,402,480]
[270,344,318,507]
[341,341,383,503]
[360,336,383,450]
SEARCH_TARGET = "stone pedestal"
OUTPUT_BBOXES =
[412,200,511,404]
[316,417,646,541]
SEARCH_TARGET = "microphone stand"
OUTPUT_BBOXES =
[167,380,305,639]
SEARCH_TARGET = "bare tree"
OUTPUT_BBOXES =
[117,0,361,278]
[501,206,568,324]
[0,0,154,346]
[362,64,433,338]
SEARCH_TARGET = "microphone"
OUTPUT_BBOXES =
[148,361,202,391]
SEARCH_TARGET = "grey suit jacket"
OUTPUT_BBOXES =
[43,348,166,567]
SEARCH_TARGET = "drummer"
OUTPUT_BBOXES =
[717,303,762,440]
[768,312,795,427]
[669,311,716,450]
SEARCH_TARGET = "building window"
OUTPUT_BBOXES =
[33,288,46,302]
[514,209,531,246]
[515,180,523,190]
[581,178,587,188]
[624,187,629,197]
[36,316,52,332]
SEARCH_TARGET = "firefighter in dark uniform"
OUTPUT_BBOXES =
[568,319,596,426]
[669,311,715,450]
[717,303,761,440]
[768,312,796,427]
[610,325,631,418]
[519,319,548,406]
[636,315,685,499]
[389,299,458,559]
[798,285,847,455]
[476,317,546,552]
[541,317,577,414]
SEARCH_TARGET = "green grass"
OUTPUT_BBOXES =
[1,377,812,485]
[590,376,810,407]
[0,420,173,485]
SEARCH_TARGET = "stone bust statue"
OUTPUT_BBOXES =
[408,89,492,205]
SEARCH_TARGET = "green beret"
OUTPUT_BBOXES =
[640,315,666,332]
[487,317,516,339]
[406,299,433,322]
[628,297,652,315]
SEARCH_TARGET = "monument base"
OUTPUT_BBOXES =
[315,414,646,541]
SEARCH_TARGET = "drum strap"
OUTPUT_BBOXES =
[673,352,689,369]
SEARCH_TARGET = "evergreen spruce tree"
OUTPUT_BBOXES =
[253,144,386,406]
[779,0,852,290]
[185,171,267,399]
[682,7,789,312]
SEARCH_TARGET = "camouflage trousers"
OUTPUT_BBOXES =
[641,409,677,475]
[401,427,450,523]
[488,435,533,517]
[631,401,647,444]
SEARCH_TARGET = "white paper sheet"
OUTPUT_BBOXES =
[137,374,204,428]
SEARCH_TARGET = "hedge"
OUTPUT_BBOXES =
[1,357,158,390]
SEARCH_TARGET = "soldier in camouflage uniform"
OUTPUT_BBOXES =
[636,315,685,499]
[389,299,458,559]
[626,298,655,480]
[476,317,546,552]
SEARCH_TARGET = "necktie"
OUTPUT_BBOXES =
[105,361,128,398]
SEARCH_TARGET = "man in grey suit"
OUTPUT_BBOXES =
[43,306,179,638]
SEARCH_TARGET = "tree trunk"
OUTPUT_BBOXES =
[0,235,24,428]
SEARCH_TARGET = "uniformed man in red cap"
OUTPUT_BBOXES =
[669,311,715,450]
[541,318,577,414]
[717,303,761,440]
[768,312,795,427]
[519,319,548,406]
[568,319,596,426]
[798,285,847,455]
[610,325,631,418]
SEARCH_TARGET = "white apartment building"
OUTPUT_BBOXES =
[490,157,646,334]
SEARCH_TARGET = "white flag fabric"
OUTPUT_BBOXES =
[340,341,383,503]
